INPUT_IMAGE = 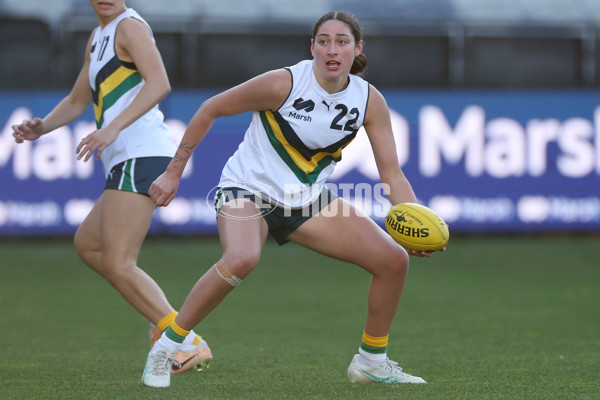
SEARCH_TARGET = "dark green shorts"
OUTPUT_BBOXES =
[214,186,338,245]
[105,157,171,195]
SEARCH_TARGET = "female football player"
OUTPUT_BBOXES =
[12,0,211,374]
[143,10,443,387]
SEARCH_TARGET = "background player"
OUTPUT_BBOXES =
[12,0,211,374]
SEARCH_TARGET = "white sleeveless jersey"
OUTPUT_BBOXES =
[219,59,370,208]
[88,8,175,176]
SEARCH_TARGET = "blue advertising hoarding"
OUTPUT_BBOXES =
[1,89,599,236]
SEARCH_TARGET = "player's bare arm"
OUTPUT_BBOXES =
[77,17,170,161]
[150,69,292,207]
[110,17,171,131]
[363,86,440,257]
[12,34,93,143]
[169,69,291,176]
[363,85,417,206]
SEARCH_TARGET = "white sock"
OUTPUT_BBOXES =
[182,329,199,346]
[358,347,387,367]
[156,332,181,353]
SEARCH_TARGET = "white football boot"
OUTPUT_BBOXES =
[142,342,179,388]
[150,327,212,373]
[347,354,427,384]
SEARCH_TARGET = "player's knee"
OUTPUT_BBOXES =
[379,244,409,281]
[100,259,133,283]
[97,257,117,280]
[100,265,119,283]
[94,251,134,279]
[73,228,85,256]
[73,228,95,265]
[390,253,409,280]
[224,250,261,278]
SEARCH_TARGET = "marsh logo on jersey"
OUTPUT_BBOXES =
[293,98,315,112]
[290,98,315,122]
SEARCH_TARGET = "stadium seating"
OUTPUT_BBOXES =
[1,0,71,26]
[0,0,599,89]
[2,0,600,25]
[0,16,54,89]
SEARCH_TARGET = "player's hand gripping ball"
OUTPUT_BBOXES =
[385,203,449,252]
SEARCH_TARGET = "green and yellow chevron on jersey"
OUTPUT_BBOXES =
[92,56,142,128]
[260,110,357,185]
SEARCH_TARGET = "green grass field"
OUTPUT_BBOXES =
[0,235,599,399]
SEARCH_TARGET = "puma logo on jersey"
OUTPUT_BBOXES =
[322,100,333,111]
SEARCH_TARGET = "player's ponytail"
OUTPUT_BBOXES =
[351,53,367,77]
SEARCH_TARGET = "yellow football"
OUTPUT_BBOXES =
[385,203,449,252]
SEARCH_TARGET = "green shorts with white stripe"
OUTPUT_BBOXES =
[105,157,172,195]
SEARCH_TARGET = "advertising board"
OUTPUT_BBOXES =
[1,90,598,236]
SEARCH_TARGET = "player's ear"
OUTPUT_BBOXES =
[355,40,364,57]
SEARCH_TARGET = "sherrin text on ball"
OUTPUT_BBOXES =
[385,203,449,252]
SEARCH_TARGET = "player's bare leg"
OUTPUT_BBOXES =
[288,197,426,383]
[175,198,269,330]
[74,189,174,323]
[288,197,408,337]
[143,199,269,387]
